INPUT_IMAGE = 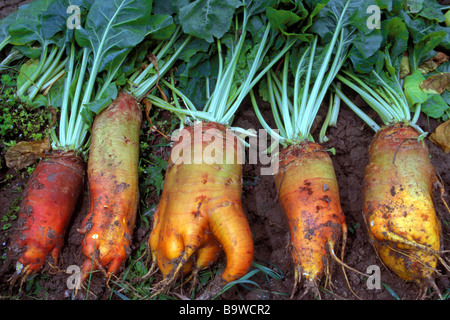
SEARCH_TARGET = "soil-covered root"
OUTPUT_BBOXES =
[8,150,85,287]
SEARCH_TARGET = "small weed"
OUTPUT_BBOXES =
[348,222,360,234]
[213,262,287,300]
[0,72,52,145]
[1,196,21,231]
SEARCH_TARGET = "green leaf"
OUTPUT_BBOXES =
[145,154,167,196]
[177,38,211,62]
[410,31,446,70]
[75,0,153,72]
[87,98,114,115]
[178,0,243,42]
[146,14,175,40]
[421,93,450,119]
[266,7,303,33]
[348,47,380,74]
[382,282,401,300]
[80,97,113,127]
[17,58,39,92]
[47,77,66,108]
[40,0,93,44]
[82,81,118,125]
[404,69,431,107]
[29,94,48,108]
[353,31,383,59]
[176,56,213,108]
[14,44,42,59]
[303,0,330,34]
[405,0,423,13]
[376,0,394,11]
[348,0,383,59]
[442,90,450,105]
[383,16,409,60]
[0,2,30,43]
[416,0,446,22]
[8,0,62,46]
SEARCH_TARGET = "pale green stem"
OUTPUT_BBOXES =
[58,42,76,148]
[333,83,380,132]
[66,47,89,148]
[27,45,67,101]
[267,71,287,138]
[16,43,49,98]
[0,35,11,52]
[132,35,192,101]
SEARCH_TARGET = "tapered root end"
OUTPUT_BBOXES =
[142,260,158,280]
[149,252,191,297]
[289,266,320,300]
[79,259,97,285]
[8,262,35,288]
[426,278,443,300]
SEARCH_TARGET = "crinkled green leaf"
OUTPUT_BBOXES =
[40,0,93,44]
[177,38,211,62]
[146,14,175,40]
[178,0,243,42]
[410,31,447,70]
[8,0,63,46]
[405,0,423,13]
[383,16,409,60]
[416,0,446,22]
[353,31,383,60]
[348,46,381,74]
[304,0,330,33]
[75,0,153,72]
[266,7,303,34]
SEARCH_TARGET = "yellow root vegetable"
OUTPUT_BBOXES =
[363,123,447,297]
[148,122,254,292]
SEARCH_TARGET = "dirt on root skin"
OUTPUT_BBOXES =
[1,0,450,301]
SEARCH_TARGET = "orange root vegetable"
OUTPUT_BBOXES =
[363,123,445,295]
[78,92,142,283]
[149,122,254,289]
[274,141,347,296]
[10,151,85,284]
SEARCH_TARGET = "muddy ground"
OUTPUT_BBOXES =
[0,0,449,302]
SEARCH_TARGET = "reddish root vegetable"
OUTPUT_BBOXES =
[148,122,254,293]
[363,123,447,298]
[78,92,142,284]
[9,150,85,285]
[274,141,347,297]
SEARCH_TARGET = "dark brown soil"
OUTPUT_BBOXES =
[0,0,449,302]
